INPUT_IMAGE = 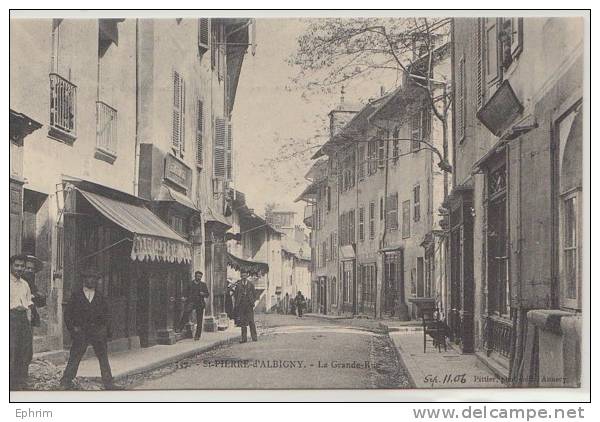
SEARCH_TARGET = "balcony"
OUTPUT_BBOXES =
[483,315,513,361]
[49,73,77,143]
[95,101,118,163]
[303,205,314,228]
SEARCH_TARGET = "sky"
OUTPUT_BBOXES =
[232,18,400,220]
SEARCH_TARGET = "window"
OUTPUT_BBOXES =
[95,19,120,159]
[211,23,226,82]
[562,194,579,302]
[170,214,184,235]
[49,73,77,142]
[196,100,204,167]
[348,209,355,244]
[321,241,327,268]
[402,200,411,238]
[485,18,502,87]
[500,18,523,69]
[377,138,386,168]
[556,103,582,309]
[326,186,331,212]
[358,206,365,242]
[392,128,400,161]
[214,117,226,178]
[411,113,422,152]
[386,193,399,231]
[416,257,424,297]
[369,201,376,239]
[358,145,366,180]
[172,71,186,157]
[456,56,466,142]
[413,185,421,222]
[367,139,377,175]
[96,101,117,158]
[379,196,384,221]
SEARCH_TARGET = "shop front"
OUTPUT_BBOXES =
[61,179,192,350]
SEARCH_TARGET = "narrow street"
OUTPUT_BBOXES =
[129,315,410,389]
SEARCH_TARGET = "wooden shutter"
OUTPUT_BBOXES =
[172,71,185,156]
[196,100,203,166]
[226,121,233,180]
[172,71,182,152]
[359,206,365,242]
[456,56,465,141]
[198,18,210,53]
[474,18,484,110]
[214,117,226,178]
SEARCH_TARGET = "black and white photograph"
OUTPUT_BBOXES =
[8,9,588,404]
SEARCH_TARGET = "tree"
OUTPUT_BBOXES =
[291,17,453,196]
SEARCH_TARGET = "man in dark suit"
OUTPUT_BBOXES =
[234,271,257,343]
[59,268,122,390]
[177,271,209,340]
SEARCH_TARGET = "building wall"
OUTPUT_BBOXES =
[452,17,583,371]
[10,18,138,352]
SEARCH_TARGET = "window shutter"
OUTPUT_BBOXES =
[474,18,484,110]
[198,18,210,54]
[456,56,465,141]
[359,206,365,242]
[172,71,181,152]
[226,121,233,180]
[214,117,226,178]
[180,78,186,154]
[196,100,203,166]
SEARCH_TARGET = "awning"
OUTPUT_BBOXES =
[379,245,403,253]
[156,185,199,213]
[226,252,269,276]
[204,205,231,229]
[77,188,192,263]
[340,245,356,261]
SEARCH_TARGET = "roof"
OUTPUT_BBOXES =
[294,179,324,203]
[312,95,390,159]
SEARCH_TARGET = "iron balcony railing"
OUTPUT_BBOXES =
[96,101,118,155]
[49,73,77,137]
[483,314,513,360]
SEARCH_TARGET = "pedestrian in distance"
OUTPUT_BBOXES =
[289,297,296,316]
[59,267,123,390]
[295,291,306,318]
[177,271,210,340]
[9,254,34,390]
[234,271,258,343]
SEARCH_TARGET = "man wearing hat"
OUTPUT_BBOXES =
[234,271,258,343]
[60,267,122,390]
[9,254,33,390]
[177,270,209,340]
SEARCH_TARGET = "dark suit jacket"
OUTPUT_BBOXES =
[64,289,111,338]
[185,281,209,307]
[234,280,256,310]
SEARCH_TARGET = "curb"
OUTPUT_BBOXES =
[81,335,242,382]
[387,335,418,389]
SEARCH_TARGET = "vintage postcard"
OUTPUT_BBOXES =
[8,10,587,401]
